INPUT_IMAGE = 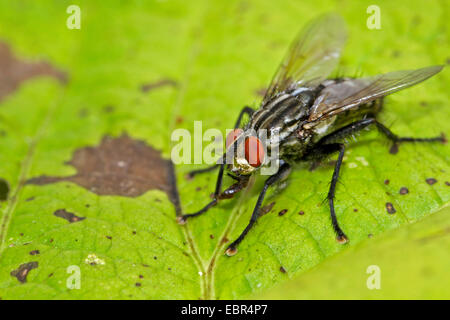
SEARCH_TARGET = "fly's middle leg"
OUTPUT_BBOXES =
[303,143,348,242]
[185,106,254,179]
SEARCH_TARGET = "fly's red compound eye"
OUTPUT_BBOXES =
[226,129,244,149]
[245,136,265,167]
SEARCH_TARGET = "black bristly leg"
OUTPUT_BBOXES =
[233,106,254,129]
[225,162,291,256]
[303,143,348,242]
[306,117,444,244]
[185,164,219,179]
[186,106,254,179]
[326,144,348,243]
[177,164,225,224]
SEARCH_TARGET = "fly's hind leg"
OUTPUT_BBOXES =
[185,106,254,179]
[306,117,445,244]
[319,118,445,153]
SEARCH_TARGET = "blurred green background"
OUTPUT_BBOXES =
[0,0,448,299]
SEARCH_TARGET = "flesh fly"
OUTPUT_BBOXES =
[177,14,445,256]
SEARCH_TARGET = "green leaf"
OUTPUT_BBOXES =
[256,205,450,299]
[0,0,449,299]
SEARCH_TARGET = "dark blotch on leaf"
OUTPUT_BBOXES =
[10,261,38,283]
[280,266,286,274]
[0,42,67,102]
[426,178,437,185]
[0,178,9,201]
[298,210,305,215]
[29,250,40,255]
[399,187,409,195]
[135,282,141,287]
[384,179,390,185]
[140,78,177,93]
[54,209,85,223]
[26,134,182,215]
[386,202,396,214]
[445,181,450,186]
[278,209,288,216]
[103,105,115,113]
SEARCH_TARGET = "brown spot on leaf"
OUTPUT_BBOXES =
[386,202,396,214]
[29,250,40,255]
[298,210,305,215]
[78,108,88,118]
[399,187,409,195]
[103,105,115,113]
[353,208,358,212]
[445,181,450,186]
[10,261,38,283]
[384,179,390,185]
[54,209,85,223]
[175,116,184,124]
[135,282,141,287]
[209,234,214,239]
[278,209,288,216]
[140,78,177,93]
[0,178,9,201]
[27,134,182,215]
[426,178,437,185]
[280,266,286,274]
[259,202,275,217]
[0,42,66,102]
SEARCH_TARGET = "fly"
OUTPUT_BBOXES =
[177,13,445,256]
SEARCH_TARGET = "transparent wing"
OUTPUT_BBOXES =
[262,13,347,105]
[309,65,444,121]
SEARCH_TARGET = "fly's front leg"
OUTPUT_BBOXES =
[226,162,291,256]
[186,106,254,179]
[177,164,225,224]
[178,166,250,224]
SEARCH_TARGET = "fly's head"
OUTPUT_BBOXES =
[225,129,266,176]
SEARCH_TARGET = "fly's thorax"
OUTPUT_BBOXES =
[300,115,337,140]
